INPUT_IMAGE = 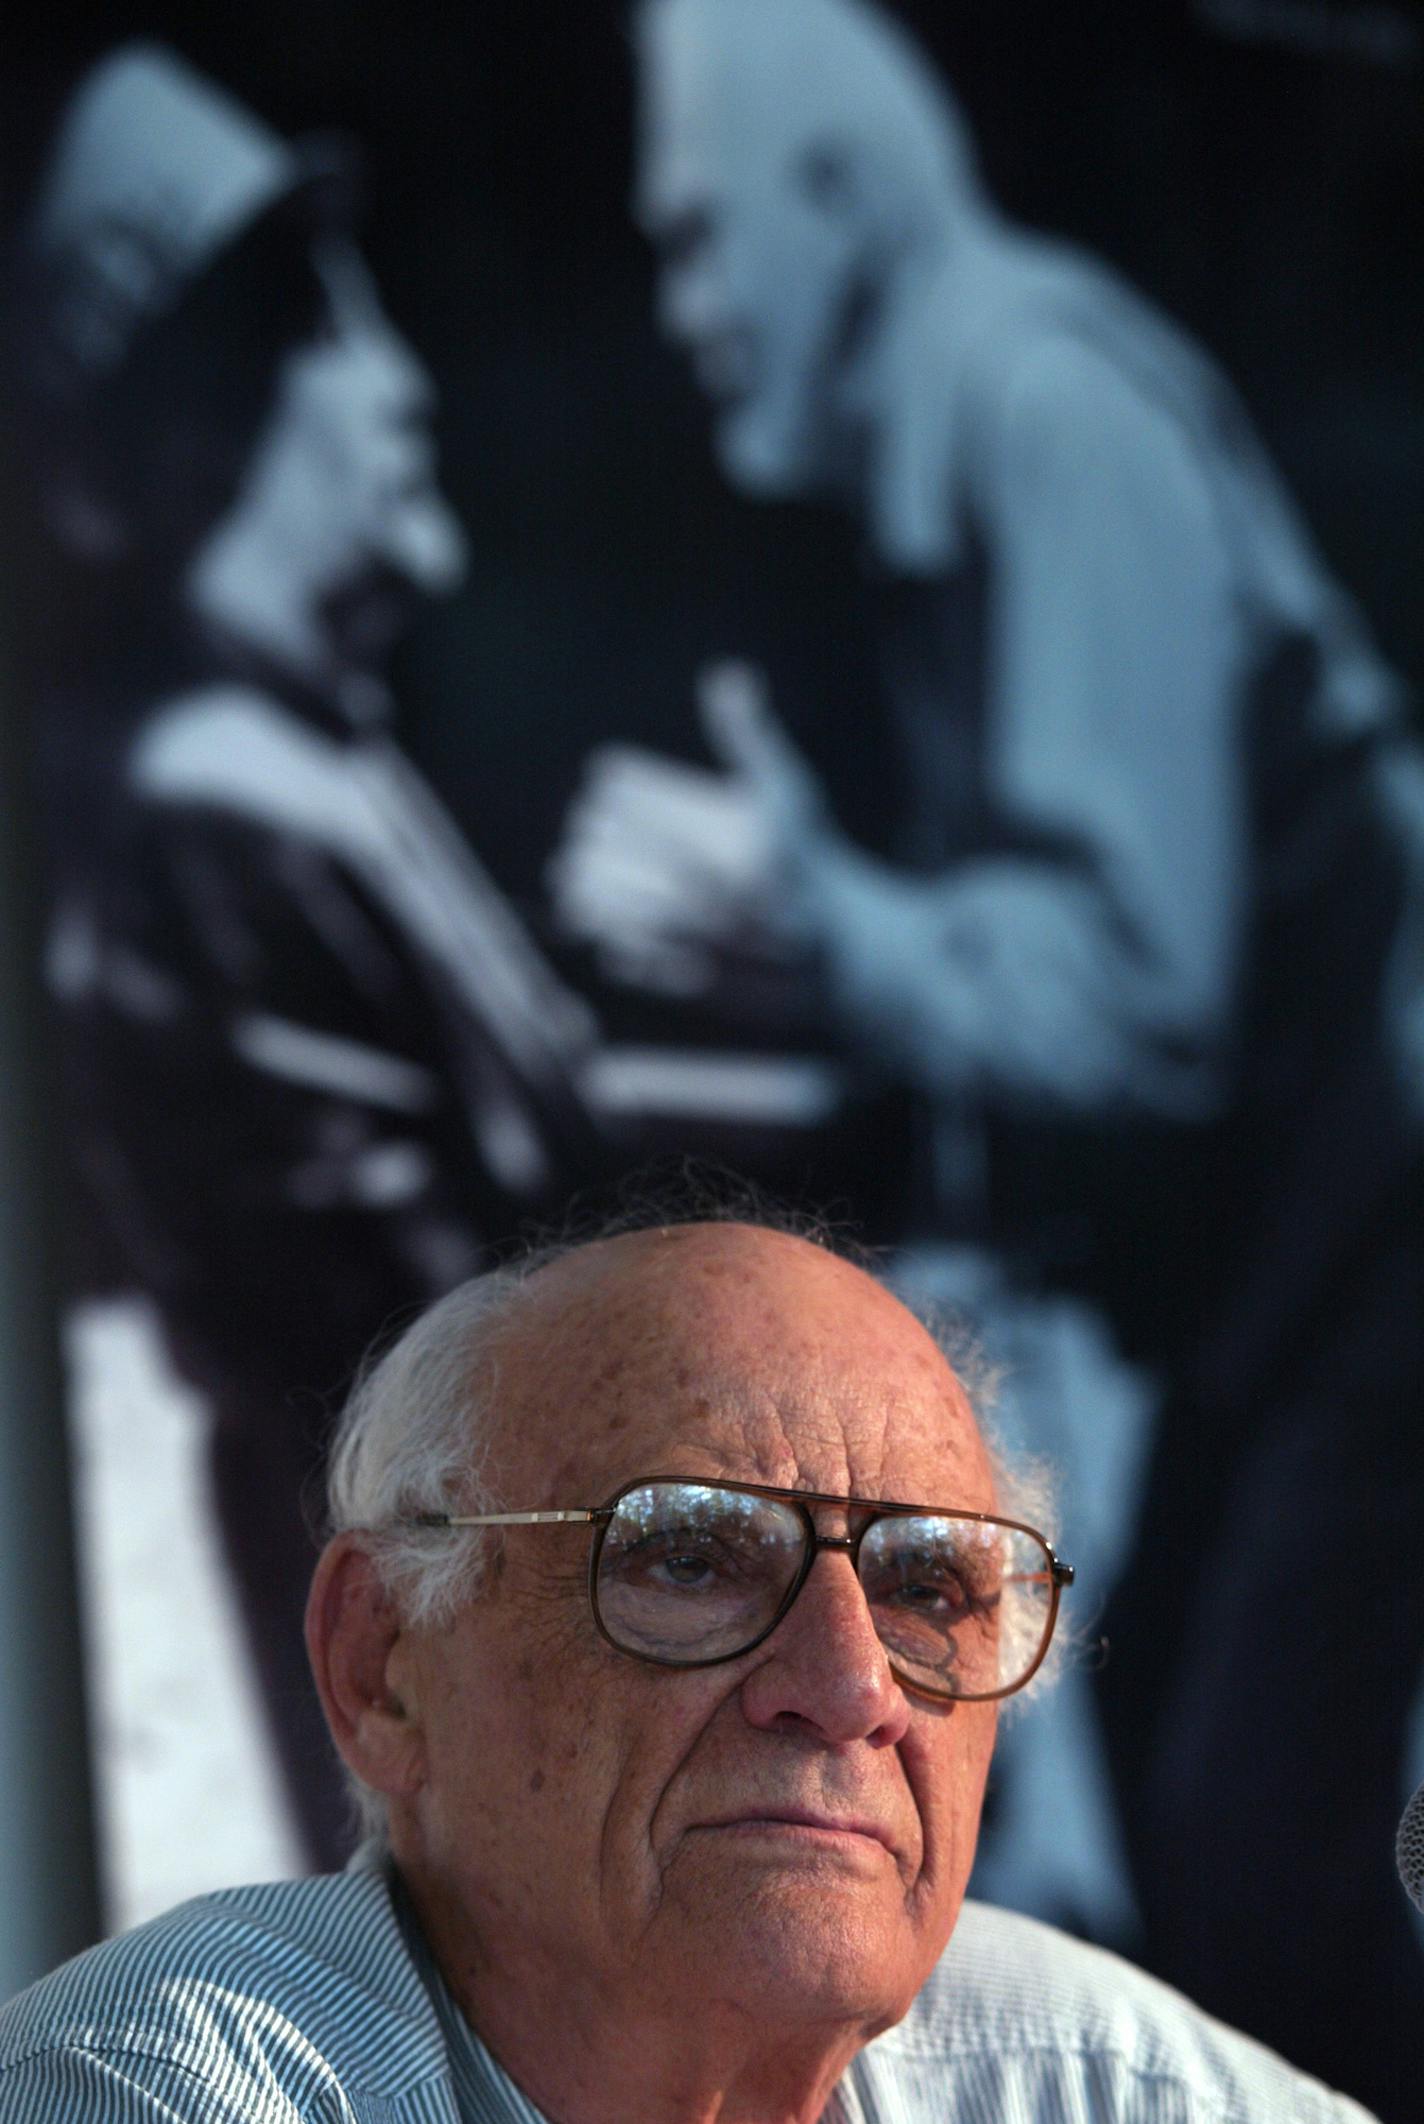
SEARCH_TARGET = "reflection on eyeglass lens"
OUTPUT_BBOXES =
[595,1482,1050,1695]
[600,1485,801,1655]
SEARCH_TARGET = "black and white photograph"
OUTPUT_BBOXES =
[2,4,1421,2120]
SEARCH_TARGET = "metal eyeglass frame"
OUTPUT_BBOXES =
[411,1474,1074,1703]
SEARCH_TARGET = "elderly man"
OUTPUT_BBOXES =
[0,1214,1377,2119]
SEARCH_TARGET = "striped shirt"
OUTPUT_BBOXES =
[0,1859,1377,2121]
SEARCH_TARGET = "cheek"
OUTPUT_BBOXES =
[516,1671,610,1804]
[417,1583,734,1891]
[430,1606,624,1831]
[310,425,372,521]
[417,1646,612,1928]
[913,1704,997,1886]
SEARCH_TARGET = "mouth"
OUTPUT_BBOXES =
[694,1808,894,1854]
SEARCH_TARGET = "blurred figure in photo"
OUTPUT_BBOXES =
[552,2,1424,2109]
[12,43,606,1867]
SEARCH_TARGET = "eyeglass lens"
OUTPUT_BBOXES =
[594,1481,1055,1698]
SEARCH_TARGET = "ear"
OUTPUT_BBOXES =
[794,132,913,265]
[793,134,863,222]
[305,1535,426,1806]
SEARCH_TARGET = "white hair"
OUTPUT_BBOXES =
[324,1249,559,1846]
[324,1209,1063,1848]
[327,1258,550,1618]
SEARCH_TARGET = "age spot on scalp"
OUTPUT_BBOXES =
[517,1657,535,1684]
[528,1768,546,1793]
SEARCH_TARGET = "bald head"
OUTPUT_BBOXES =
[633,0,981,498]
[634,0,979,222]
[479,1220,993,1511]
[325,1216,1000,1629]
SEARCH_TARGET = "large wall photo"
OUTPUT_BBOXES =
[3,4,1421,2118]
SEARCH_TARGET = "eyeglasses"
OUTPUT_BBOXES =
[410,1476,1073,1703]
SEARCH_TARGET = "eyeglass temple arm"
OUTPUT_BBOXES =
[1005,1559,1075,1588]
[411,1509,601,1528]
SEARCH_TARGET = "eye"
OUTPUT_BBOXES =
[658,1550,714,1587]
[611,1526,749,1592]
[884,1563,972,1615]
[862,1544,995,1624]
[654,206,715,272]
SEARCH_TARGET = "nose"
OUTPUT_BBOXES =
[738,1546,911,1748]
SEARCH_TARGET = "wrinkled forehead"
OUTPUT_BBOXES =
[483,1226,991,1508]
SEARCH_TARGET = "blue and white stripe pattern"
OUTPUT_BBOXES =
[0,1859,1377,2121]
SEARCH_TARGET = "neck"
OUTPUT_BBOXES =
[838,207,996,574]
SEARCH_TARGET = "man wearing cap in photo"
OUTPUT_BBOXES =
[11,42,608,1867]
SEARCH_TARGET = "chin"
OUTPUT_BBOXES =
[665,1866,924,2032]
[321,566,419,670]
[725,1913,916,2033]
